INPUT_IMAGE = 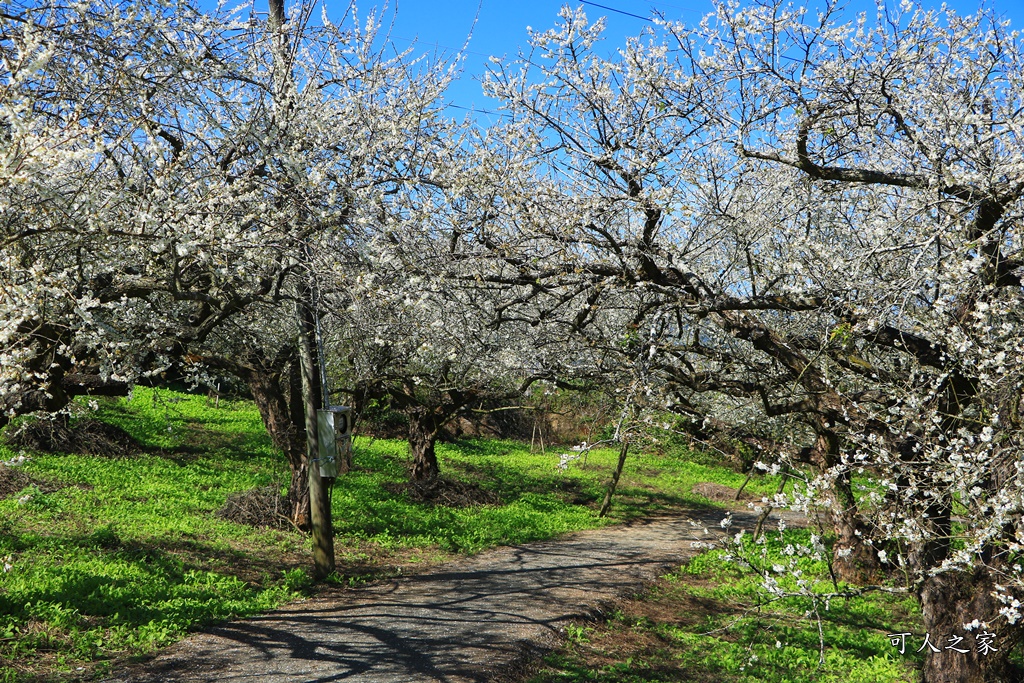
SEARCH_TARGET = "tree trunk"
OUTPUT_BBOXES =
[285,460,311,530]
[599,439,629,517]
[246,369,310,530]
[829,474,880,584]
[408,407,440,481]
[284,357,311,526]
[918,568,1019,683]
[809,429,880,583]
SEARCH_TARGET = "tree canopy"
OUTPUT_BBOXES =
[3,1,1023,680]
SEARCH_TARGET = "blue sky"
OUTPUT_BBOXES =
[383,0,1024,120]
[216,0,1024,117]
[384,0,713,117]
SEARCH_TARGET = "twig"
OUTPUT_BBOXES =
[753,467,789,541]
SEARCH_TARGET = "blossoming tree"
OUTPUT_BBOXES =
[0,0,459,526]
[477,3,1024,680]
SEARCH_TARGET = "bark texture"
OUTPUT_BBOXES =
[829,476,880,584]
[407,407,441,481]
[918,568,1020,683]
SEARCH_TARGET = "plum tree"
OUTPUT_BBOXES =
[475,4,1024,680]
[0,0,457,526]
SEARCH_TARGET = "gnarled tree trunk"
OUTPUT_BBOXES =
[918,567,1019,683]
[407,406,441,481]
[807,429,881,583]
[246,367,310,529]
[829,474,879,584]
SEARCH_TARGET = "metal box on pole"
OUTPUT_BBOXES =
[316,406,352,477]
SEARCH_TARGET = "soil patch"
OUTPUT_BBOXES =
[216,486,291,530]
[530,571,752,682]
[0,464,65,500]
[0,465,37,498]
[5,416,144,458]
[692,481,752,503]
[383,476,502,507]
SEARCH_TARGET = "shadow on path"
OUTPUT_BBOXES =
[105,508,800,683]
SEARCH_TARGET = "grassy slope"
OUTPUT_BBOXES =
[0,387,917,682]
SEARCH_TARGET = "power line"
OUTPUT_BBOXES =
[396,0,728,123]
[446,102,511,118]
[579,1,653,22]
[641,0,706,16]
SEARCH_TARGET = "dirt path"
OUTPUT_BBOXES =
[103,506,804,683]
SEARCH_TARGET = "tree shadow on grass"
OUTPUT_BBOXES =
[0,532,303,651]
[89,397,276,464]
[439,441,718,519]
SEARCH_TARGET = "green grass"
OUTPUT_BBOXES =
[335,437,785,553]
[0,389,309,681]
[0,387,781,681]
[528,528,923,683]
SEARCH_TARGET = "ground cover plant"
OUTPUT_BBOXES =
[0,389,312,682]
[529,528,925,683]
[0,387,780,681]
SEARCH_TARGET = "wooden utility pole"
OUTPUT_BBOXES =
[270,0,333,579]
[297,288,335,579]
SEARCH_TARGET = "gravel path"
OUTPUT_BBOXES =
[103,506,803,683]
